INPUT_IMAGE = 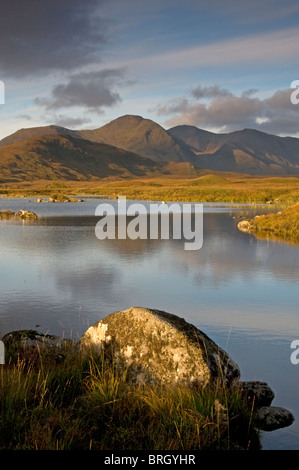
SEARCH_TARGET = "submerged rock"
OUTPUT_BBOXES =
[80,306,240,387]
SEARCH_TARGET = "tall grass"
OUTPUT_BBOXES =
[0,340,260,451]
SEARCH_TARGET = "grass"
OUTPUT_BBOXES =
[0,339,260,451]
[246,201,299,244]
[1,174,299,205]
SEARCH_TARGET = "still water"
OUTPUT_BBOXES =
[0,196,298,450]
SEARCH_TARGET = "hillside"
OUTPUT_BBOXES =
[0,125,81,147]
[0,134,184,182]
[168,125,299,175]
[77,115,195,163]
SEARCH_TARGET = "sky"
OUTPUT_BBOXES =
[0,0,299,140]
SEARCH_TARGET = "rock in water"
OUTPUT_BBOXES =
[255,406,295,431]
[16,210,38,220]
[237,381,275,408]
[80,307,240,387]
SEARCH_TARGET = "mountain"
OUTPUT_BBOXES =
[77,115,195,163]
[0,133,188,182]
[0,125,80,147]
[1,115,299,180]
[168,125,299,175]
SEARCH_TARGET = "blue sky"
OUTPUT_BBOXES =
[0,0,299,139]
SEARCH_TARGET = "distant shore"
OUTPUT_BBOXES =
[238,201,299,244]
[0,174,299,205]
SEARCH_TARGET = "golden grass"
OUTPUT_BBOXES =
[249,202,299,244]
[1,173,299,205]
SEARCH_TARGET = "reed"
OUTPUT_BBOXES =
[0,342,260,450]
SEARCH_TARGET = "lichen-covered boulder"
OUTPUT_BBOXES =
[80,307,240,387]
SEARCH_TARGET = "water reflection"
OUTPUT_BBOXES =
[0,199,298,449]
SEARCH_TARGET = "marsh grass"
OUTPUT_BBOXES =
[1,174,299,205]
[248,201,299,243]
[0,341,260,450]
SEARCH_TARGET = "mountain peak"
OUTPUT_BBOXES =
[77,114,194,163]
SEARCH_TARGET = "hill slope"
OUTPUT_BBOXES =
[0,125,81,147]
[168,125,299,175]
[0,134,180,182]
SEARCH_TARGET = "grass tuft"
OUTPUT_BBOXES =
[0,341,260,450]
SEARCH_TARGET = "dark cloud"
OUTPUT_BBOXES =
[161,86,299,136]
[242,89,259,97]
[191,85,233,99]
[155,98,189,116]
[0,0,106,77]
[35,69,125,112]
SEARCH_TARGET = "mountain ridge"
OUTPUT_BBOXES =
[168,124,299,175]
[0,114,299,178]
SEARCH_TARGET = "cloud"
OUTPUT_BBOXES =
[0,0,106,77]
[158,86,299,136]
[154,98,189,116]
[191,85,233,99]
[112,26,299,77]
[50,115,92,128]
[35,69,125,113]
[15,114,33,121]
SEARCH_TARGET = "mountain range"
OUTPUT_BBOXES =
[0,114,299,182]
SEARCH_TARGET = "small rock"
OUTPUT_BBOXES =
[16,210,38,220]
[237,219,253,233]
[255,406,294,431]
[0,210,15,219]
[2,329,74,350]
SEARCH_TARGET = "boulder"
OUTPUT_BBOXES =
[255,406,294,431]
[237,381,275,408]
[80,307,240,387]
